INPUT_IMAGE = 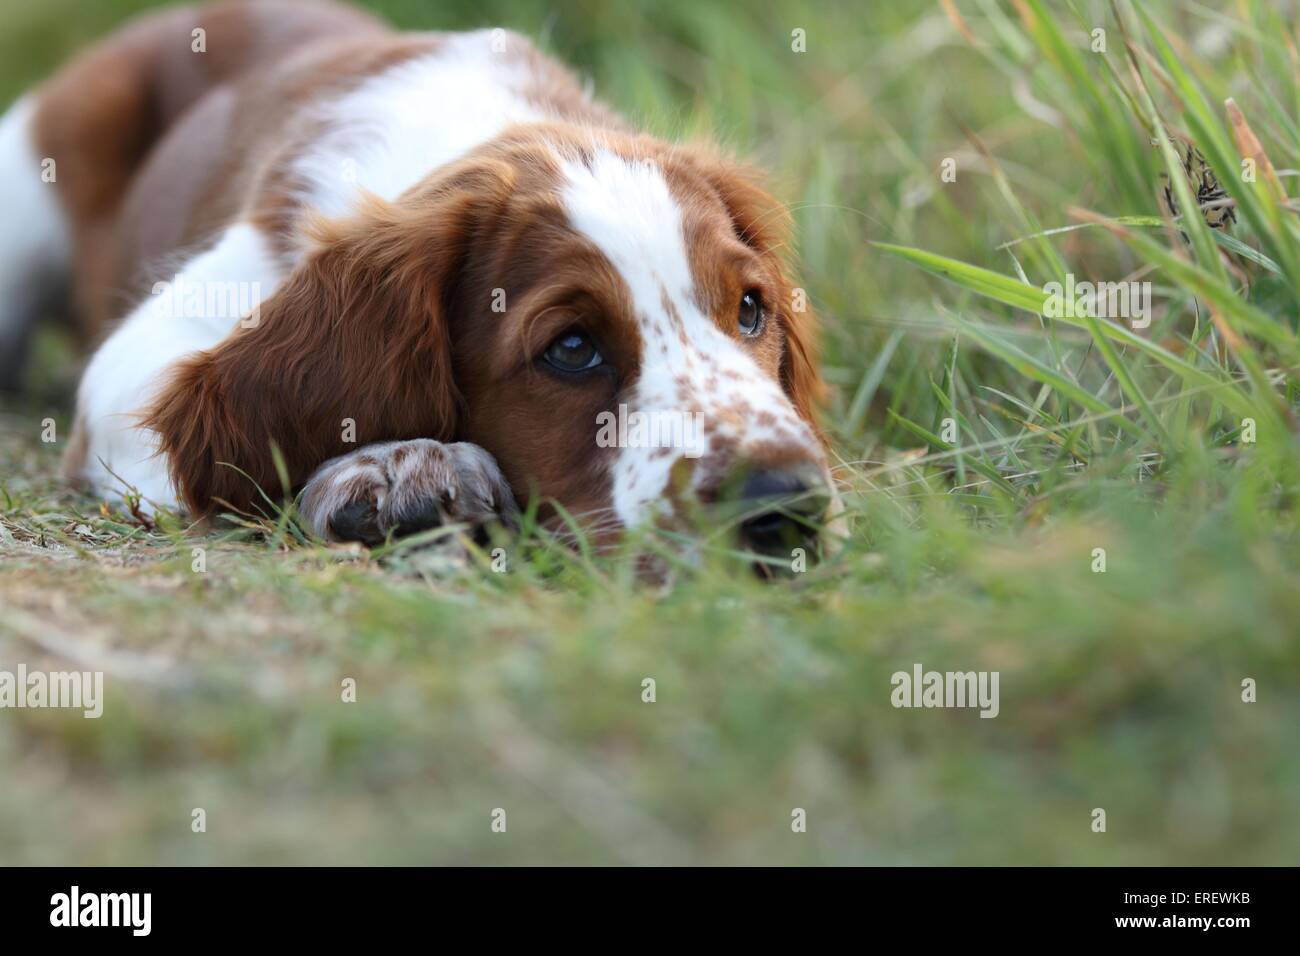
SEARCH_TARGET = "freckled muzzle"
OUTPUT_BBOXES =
[607,374,835,571]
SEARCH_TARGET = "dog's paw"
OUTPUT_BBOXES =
[299,439,516,546]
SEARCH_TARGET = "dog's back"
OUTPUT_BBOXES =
[0,0,388,386]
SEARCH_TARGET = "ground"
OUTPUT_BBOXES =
[1,0,1298,864]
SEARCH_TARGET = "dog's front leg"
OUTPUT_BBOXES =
[299,439,517,545]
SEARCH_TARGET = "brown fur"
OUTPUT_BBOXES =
[139,180,475,514]
[34,0,390,332]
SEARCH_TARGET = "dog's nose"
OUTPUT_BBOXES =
[734,465,830,554]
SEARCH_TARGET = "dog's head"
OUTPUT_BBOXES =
[148,126,833,554]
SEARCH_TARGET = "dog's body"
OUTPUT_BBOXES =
[1,0,832,550]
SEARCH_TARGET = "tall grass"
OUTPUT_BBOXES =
[861,0,1300,530]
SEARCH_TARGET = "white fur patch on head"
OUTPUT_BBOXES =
[293,31,547,224]
[559,148,822,528]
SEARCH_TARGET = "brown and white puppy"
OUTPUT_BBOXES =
[0,0,833,554]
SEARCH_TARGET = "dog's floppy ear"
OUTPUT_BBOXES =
[143,160,510,517]
[688,151,826,428]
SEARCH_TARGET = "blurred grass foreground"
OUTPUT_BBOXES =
[1,0,1298,864]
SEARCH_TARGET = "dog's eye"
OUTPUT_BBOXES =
[543,329,603,372]
[738,290,764,336]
